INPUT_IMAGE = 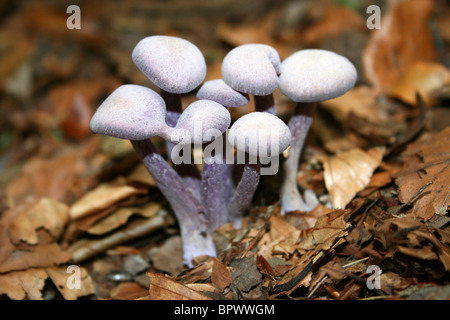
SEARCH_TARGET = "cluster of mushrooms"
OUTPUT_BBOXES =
[90,36,357,267]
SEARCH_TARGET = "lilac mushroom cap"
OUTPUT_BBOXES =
[90,84,171,141]
[172,99,231,145]
[132,35,207,94]
[226,112,291,229]
[279,49,357,103]
[196,79,249,108]
[228,112,291,158]
[278,49,357,217]
[221,44,281,96]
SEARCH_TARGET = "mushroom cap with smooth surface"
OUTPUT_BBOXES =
[279,49,357,103]
[221,44,281,96]
[90,84,168,140]
[172,100,231,145]
[132,35,207,94]
[196,79,249,108]
[228,112,291,158]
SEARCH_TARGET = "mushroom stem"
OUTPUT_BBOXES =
[201,133,230,233]
[227,161,261,229]
[202,156,228,233]
[130,139,216,267]
[160,89,183,128]
[280,102,316,215]
[254,94,276,114]
[160,89,202,201]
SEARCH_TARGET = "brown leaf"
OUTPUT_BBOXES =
[147,272,211,300]
[0,268,48,300]
[68,209,173,263]
[320,86,380,124]
[0,201,71,274]
[127,163,156,187]
[69,177,147,220]
[258,215,300,259]
[362,0,438,93]
[229,255,262,293]
[6,151,87,204]
[148,236,185,276]
[86,201,162,235]
[60,93,93,140]
[322,147,385,209]
[110,282,149,300]
[210,257,231,291]
[389,62,450,106]
[256,255,276,279]
[9,198,69,245]
[394,127,450,220]
[46,266,95,300]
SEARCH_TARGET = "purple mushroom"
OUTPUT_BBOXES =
[221,44,281,115]
[90,85,229,267]
[279,49,357,216]
[132,35,207,200]
[174,98,232,233]
[196,79,249,231]
[227,112,291,228]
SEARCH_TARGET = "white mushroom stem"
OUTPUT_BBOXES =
[254,94,276,115]
[160,89,202,202]
[227,161,261,229]
[280,102,317,216]
[131,139,216,267]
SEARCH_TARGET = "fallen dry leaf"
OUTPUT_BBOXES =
[85,201,162,235]
[68,208,173,263]
[127,163,156,187]
[148,236,185,276]
[210,257,231,291]
[69,177,148,220]
[6,150,87,205]
[322,147,385,209]
[147,272,211,300]
[320,86,383,124]
[297,210,350,252]
[0,200,71,274]
[394,127,450,220]
[110,282,149,300]
[362,0,438,93]
[389,62,450,106]
[369,216,450,270]
[258,215,300,260]
[0,268,48,300]
[9,198,69,245]
[46,266,95,300]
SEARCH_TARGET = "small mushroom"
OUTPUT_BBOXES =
[221,44,281,114]
[278,49,357,217]
[132,35,207,126]
[227,112,291,228]
[173,99,232,233]
[196,79,249,108]
[132,35,207,199]
[90,85,172,141]
[171,99,231,146]
[90,85,217,267]
[196,80,250,231]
